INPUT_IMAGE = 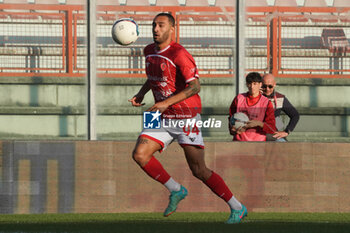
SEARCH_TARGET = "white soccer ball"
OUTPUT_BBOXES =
[111,18,139,46]
[230,112,249,128]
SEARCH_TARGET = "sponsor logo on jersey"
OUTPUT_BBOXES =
[160,62,167,71]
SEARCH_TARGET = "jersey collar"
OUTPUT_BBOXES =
[155,41,174,54]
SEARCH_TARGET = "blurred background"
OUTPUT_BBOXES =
[0,0,350,142]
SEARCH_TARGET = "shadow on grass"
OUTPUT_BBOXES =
[1,221,350,233]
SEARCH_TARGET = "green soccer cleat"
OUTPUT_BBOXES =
[163,185,188,217]
[225,204,248,224]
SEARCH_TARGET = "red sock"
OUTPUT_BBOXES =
[142,156,171,184]
[204,171,233,202]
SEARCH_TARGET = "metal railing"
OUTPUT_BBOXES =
[1,4,350,78]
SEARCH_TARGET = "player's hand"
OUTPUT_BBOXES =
[229,125,236,135]
[128,95,145,107]
[273,131,288,139]
[230,125,245,135]
[147,101,170,113]
[245,120,263,129]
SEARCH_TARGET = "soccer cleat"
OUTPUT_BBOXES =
[225,204,248,224]
[163,185,188,217]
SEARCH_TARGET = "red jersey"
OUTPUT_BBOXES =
[229,93,276,141]
[144,41,201,119]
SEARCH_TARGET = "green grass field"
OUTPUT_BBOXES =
[1,212,350,233]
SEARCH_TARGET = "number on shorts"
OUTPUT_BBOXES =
[182,125,199,136]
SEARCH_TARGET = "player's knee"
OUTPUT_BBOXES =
[132,148,149,165]
[132,149,142,163]
[190,167,207,181]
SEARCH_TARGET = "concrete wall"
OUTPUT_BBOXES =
[1,77,349,108]
[1,141,350,214]
[0,77,349,141]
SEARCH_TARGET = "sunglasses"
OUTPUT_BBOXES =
[262,84,274,89]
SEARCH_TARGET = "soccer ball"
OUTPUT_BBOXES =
[230,112,249,128]
[111,18,139,46]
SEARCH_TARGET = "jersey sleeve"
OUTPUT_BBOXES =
[228,96,238,135]
[282,97,300,132]
[174,49,199,83]
[262,101,277,134]
[229,96,238,118]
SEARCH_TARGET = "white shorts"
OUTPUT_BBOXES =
[140,114,205,152]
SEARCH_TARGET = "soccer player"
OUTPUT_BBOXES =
[129,13,247,224]
[229,72,276,141]
[262,73,300,141]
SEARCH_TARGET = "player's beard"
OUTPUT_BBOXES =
[154,30,171,44]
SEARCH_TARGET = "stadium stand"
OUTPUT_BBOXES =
[121,0,150,6]
[246,0,268,7]
[154,0,181,6]
[304,0,328,7]
[2,0,29,3]
[96,0,119,6]
[0,3,349,141]
[324,0,334,6]
[185,0,209,7]
[64,0,85,4]
[214,0,235,6]
[34,0,61,4]
[321,28,349,53]
[274,0,298,6]
[334,0,350,7]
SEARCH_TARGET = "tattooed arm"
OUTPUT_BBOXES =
[147,79,200,113]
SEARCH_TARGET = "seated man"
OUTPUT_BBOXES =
[262,73,300,142]
[229,72,276,141]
